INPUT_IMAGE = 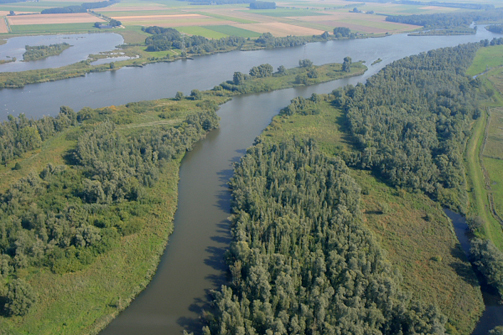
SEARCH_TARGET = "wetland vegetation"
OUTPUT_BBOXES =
[0,60,364,334]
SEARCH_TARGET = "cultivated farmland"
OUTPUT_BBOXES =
[7,13,105,26]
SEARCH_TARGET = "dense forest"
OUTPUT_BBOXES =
[206,139,446,334]
[0,107,219,316]
[22,43,71,62]
[0,107,77,165]
[386,9,503,31]
[206,38,503,334]
[332,41,493,208]
[142,27,352,55]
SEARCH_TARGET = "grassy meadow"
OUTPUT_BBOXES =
[464,45,503,251]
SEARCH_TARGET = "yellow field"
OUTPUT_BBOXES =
[0,16,7,33]
[7,13,105,25]
[297,12,419,33]
[237,22,325,36]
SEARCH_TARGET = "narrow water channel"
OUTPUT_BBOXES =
[100,78,359,335]
[445,209,503,334]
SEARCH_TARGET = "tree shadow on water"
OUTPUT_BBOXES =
[449,246,480,286]
[177,231,231,335]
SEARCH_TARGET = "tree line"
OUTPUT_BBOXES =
[205,139,446,334]
[141,27,358,56]
[331,41,489,207]
[386,9,503,31]
[0,106,77,165]
[23,43,71,62]
[41,0,117,14]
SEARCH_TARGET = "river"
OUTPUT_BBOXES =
[1,27,501,335]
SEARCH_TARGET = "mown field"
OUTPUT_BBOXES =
[256,98,484,335]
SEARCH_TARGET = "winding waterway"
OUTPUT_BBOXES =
[1,27,501,334]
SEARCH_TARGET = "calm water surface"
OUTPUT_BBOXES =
[0,33,123,72]
[0,27,498,119]
[1,27,501,335]
[445,209,503,335]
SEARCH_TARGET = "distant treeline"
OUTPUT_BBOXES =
[333,42,488,206]
[250,1,276,9]
[487,25,503,34]
[206,139,447,334]
[23,43,71,62]
[0,105,219,316]
[142,27,342,54]
[143,26,247,53]
[181,0,275,5]
[0,0,26,3]
[358,0,494,10]
[179,0,251,5]
[386,9,503,30]
[41,0,118,14]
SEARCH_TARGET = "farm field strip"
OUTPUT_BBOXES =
[203,24,261,37]
[0,16,8,33]
[10,23,100,34]
[189,11,257,24]
[100,10,183,17]
[8,13,105,25]
[235,21,325,36]
[246,9,330,17]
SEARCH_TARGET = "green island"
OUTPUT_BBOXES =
[205,39,503,335]
[22,43,72,62]
[0,60,364,334]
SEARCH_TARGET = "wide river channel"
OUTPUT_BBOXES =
[1,27,501,334]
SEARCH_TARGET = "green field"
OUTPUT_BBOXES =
[246,9,328,17]
[193,12,257,24]
[203,24,260,37]
[176,25,228,39]
[466,44,503,76]
[10,23,100,35]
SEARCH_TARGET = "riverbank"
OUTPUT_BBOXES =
[0,61,365,334]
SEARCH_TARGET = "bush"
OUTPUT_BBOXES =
[4,279,36,316]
